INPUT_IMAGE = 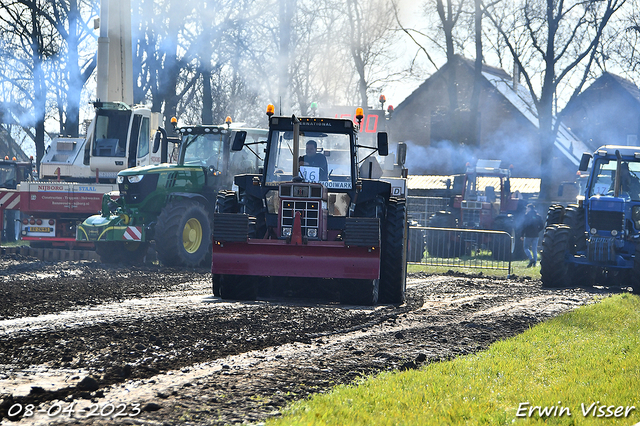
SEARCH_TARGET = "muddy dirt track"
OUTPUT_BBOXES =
[0,253,623,425]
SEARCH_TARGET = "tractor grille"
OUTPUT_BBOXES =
[588,210,624,232]
[587,237,616,263]
[281,200,319,238]
[462,209,480,227]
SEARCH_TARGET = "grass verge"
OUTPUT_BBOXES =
[268,293,639,425]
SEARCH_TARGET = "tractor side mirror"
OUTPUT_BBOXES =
[377,132,389,156]
[396,142,407,166]
[579,153,592,171]
[152,129,163,154]
[231,131,247,151]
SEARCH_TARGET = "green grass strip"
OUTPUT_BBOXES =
[407,259,541,279]
[269,294,640,425]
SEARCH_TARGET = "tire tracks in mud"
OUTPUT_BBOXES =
[0,261,617,425]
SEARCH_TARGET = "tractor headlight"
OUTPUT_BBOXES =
[633,206,640,229]
[307,228,318,238]
[282,227,292,237]
[117,175,124,184]
[127,175,144,183]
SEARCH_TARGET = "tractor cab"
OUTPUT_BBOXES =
[0,157,33,189]
[179,124,267,191]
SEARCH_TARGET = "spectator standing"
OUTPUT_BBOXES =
[521,203,544,267]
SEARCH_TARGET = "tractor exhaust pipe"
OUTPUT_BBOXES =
[292,115,300,179]
[614,149,622,198]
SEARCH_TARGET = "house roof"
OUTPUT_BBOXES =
[603,72,640,105]
[394,55,589,166]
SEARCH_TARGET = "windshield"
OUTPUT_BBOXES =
[463,175,501,203]
[92,109,131,157]
[182,133,227,171]
[0,165,17,188]
[228,129,267,176]
[590,159,640,201]
[266,131,353,189]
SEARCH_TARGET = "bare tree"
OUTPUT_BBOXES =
[484,0,626,200]
[0,0,60,169]
[343,0,404,110]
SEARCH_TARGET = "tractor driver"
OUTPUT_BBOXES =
[619,162,640,200]
[299,139,328,181]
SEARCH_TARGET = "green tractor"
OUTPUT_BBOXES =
[77,122,267,266]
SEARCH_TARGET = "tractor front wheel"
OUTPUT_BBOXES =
[156,201,212,267]
[540,224,573,288]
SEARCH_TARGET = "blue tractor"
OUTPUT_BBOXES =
[541,145,640,292]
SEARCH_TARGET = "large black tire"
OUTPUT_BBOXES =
[354,196,385,219]
[217,274,258,300]
[540,224,573,288]
[562,205,586,254]
[632,244,640,294]
[378,198,407,305]
[215,190,239,213]
[240,193,266,239]
[339,279,379,305]
[155,200,212,267]
[545,204,565,228]
[492,215,516,261]
[425,211,461,258]
[95,241,149,264]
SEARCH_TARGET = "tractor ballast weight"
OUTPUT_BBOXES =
[76,123,267,266]
[541,145,640,292]
[211,112,407,305]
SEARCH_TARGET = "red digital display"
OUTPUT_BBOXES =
[335,113,379,133]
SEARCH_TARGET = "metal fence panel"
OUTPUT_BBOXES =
[407,196,449,226]
[408,226,512,274]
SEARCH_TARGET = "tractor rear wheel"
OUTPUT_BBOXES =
[545,204,565,228]
[407,222,426,263]
[378,198,407,305]
[96,241,149,264]
[425,211,460,258]
[156,200,212,267]
[540,224,573,288]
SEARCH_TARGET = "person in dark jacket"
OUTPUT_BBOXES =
[521,203,544,267]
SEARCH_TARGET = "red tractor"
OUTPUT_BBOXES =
[427,160,525,259]
[211,107,407,305]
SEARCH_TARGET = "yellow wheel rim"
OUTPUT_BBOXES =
[183,218,203,253]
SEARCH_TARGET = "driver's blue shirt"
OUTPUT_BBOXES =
[302,153,328,180]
